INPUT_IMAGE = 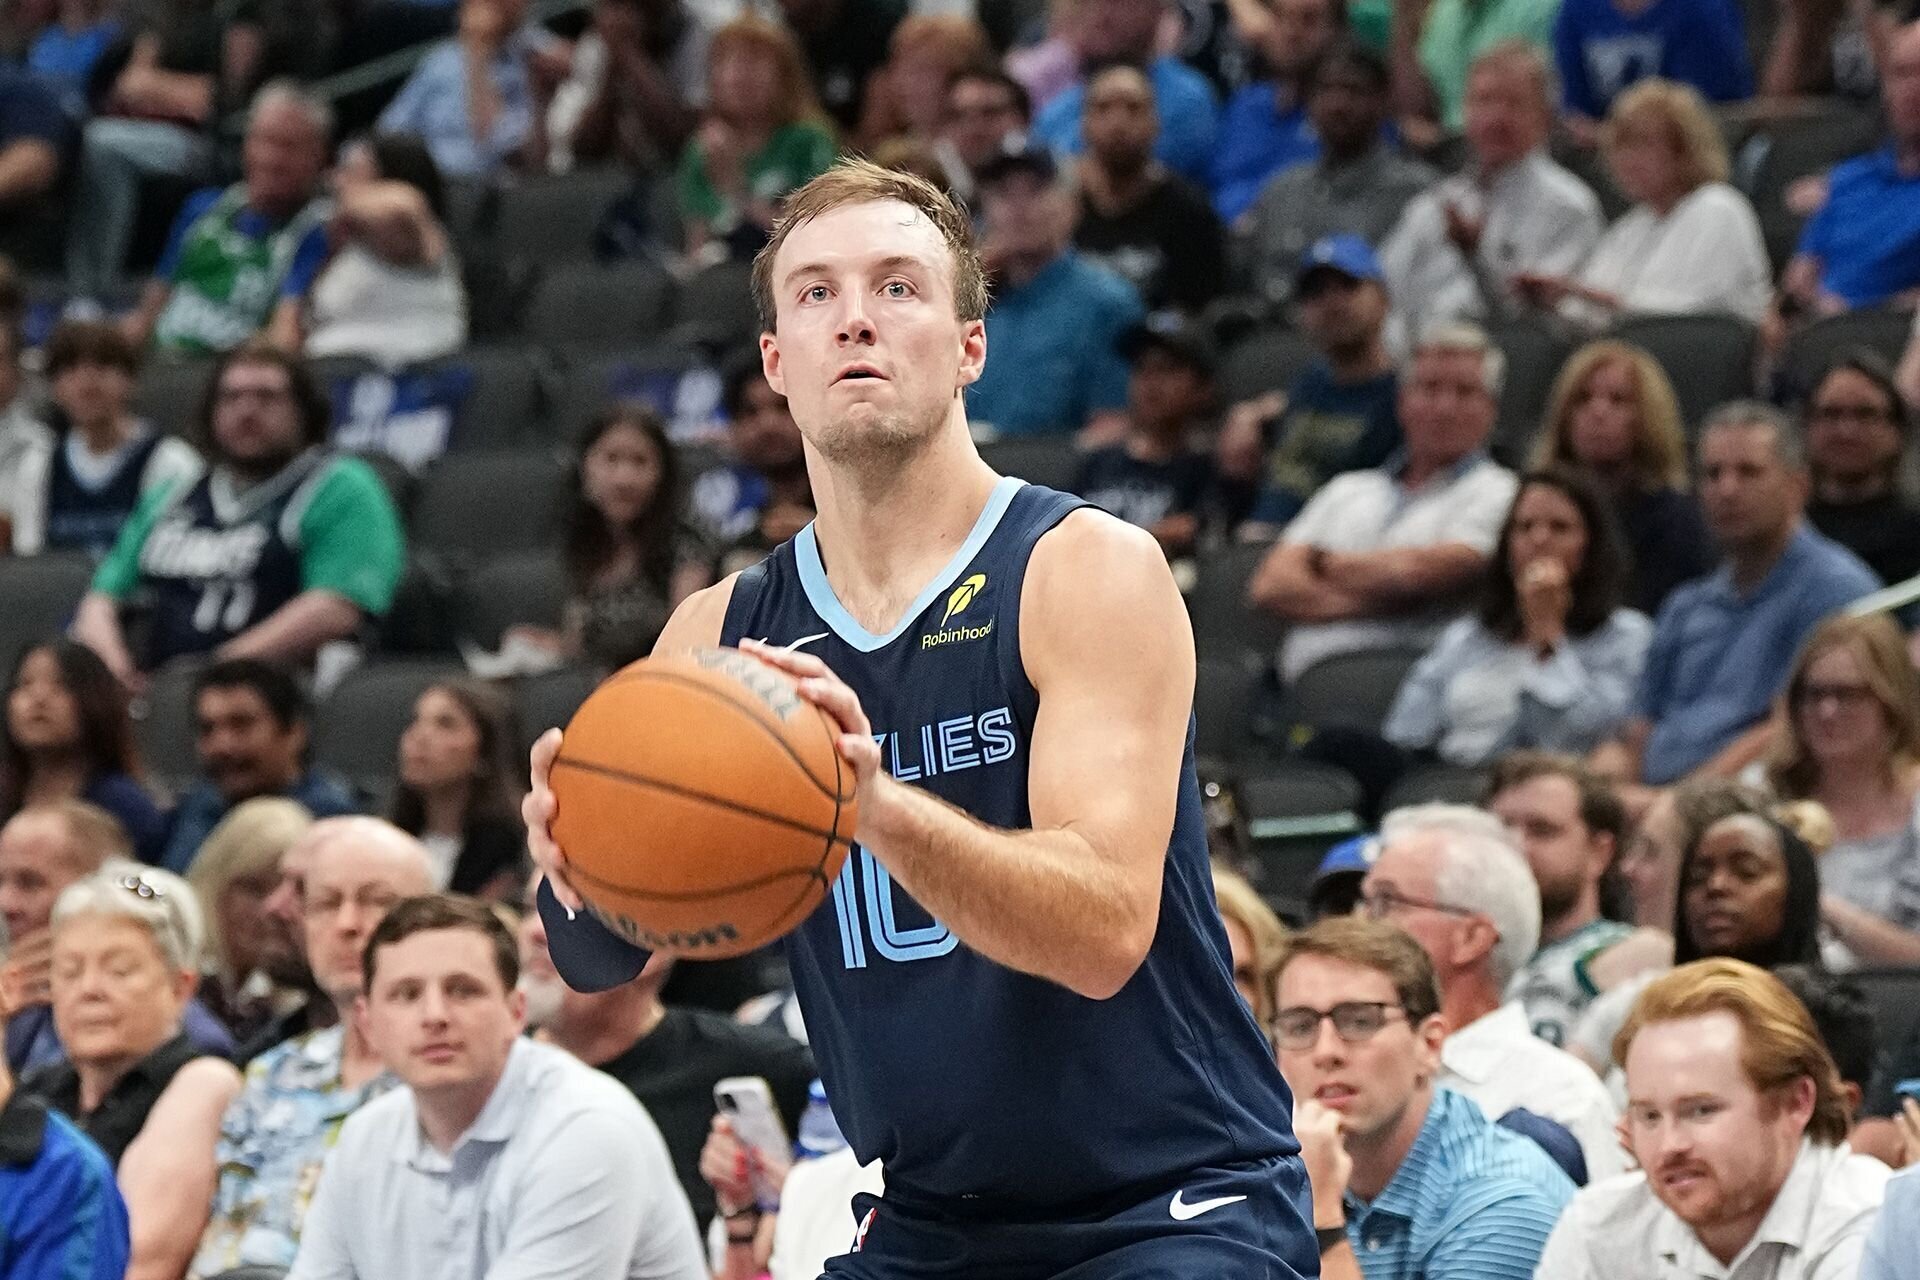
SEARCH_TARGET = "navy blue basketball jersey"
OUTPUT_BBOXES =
[46,429,164,557]
[720,477,1298,1210]
[132,452,321,667]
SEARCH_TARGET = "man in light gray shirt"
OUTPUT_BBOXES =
[1861,1162,1920,1280]
[288,894,706,1280]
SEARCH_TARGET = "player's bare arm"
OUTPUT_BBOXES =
[747,509,1189,1001]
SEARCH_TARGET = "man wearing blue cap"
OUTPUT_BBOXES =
[1222,233,1401,534]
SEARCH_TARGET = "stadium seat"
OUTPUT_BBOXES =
[1381,763,1489,812]
[377,557,460,656]
[134,358,214,436]
[422,345,549,451]
[313,658,467,797]
[978,435,1081,491]
[1286,648,1425,734]
[134,658,208,794]
[1187,541,1285,666]
[1195,656,1262,760]
[671,259,760,347]
[1491,323,1571,463]
[1741,106,1881,271]
[456,550,569,650]
[1216,326,1317,404]
[1778,307,1916,401]
[525,259,676,349]
[1851,967,1920,1107]
[547,345,705,440]
[0,552,93,671]
[411,449,570,565]
[493,169,633,265]
[514,665,600,755]
[1239,760,1366,908]
[1610,313,1757,432]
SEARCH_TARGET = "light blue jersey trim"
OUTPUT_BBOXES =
[794,475,1026,653]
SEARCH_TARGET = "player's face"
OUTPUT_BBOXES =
[303,840,432,1006]
[1274,954,1438,1144]
[364,927,526,1093]
[1624,1012,1809,1242]
[761,199,986,464]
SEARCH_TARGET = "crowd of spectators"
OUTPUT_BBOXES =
[0,0,1916,1275]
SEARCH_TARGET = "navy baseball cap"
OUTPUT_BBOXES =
[1296,234,1384,288]
[535,876,652,992]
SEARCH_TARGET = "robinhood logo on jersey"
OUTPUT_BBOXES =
[924,573,993,649]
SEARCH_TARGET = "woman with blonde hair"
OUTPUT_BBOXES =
[185,797,314,1049]
[1765,613,1920,966]
[1515,79,1770,327]
[1533,339,1717,613]
[856,17,992,152]
[1211,866,1287,1028]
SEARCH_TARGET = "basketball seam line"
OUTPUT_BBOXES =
[567,852,823,901]
[552,754,844,844]
[605,665,844,802]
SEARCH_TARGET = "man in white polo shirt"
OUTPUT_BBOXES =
[1536,958,1888,1280]
[1249,321,1518,683]
[287,894,706,1280]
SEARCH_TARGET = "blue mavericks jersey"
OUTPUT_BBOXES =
[720,477,1299,1209]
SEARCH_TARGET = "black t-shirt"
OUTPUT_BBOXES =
[18,1032,198,1168]
[1072,441,1215,531]
[800,0,903,130]
[0,67,71,155]
[1075,177,1228,314]
[1809,491,1920,588]
[1614,485,1718,616]
[593,1005,815,1230]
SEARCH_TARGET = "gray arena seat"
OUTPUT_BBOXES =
[456,550,569,650]
[1187,541,1285,666]
[526,259,676,348]
[1286,648,1425,734]
[411,449,570,564]
[978,436,1081,492]
[313,658,467,797]
[1610,313,1757,432]
[494,169,633,264]
[0,552,94,670]
[1216,326,1317,404]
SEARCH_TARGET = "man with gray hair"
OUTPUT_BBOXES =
[1378,40,1601,350]
[1364,803,1624,1181]
[123,80,335,355]
[189,816,436,1279]
[1251,323,1518,682]
[1592,402,1879,787]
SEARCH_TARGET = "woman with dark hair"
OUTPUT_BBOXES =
[272,131,468,363]
[390,678,526,900]
[514,407,713,671]
[1673,811,1824,969]
[1803,351,1920,588]
[1,640,163,860]
[1384,466,1652,766]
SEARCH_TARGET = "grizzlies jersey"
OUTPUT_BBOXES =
[720,477,1299,1210]
[131,451,324,667]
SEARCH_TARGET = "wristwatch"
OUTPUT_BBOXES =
[1316,1224,1348,1253]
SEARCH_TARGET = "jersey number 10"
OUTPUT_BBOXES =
[830,846,957,968]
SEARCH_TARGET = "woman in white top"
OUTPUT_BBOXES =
[1515,78,1771,326]
[274,133,467,365]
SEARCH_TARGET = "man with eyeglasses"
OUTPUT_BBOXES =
[1269,915,1575,1280]
[72,340,405,686]
[1364,805,1623,1181]
[1803,353,1920,590]
[188,817,434,1280]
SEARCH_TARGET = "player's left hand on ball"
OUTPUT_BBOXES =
[739,639,882,785]
[523,728,584,913]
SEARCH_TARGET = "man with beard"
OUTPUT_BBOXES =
[1537,958,1888,1279]
[1483,752,1636,1048]
[189,816,433,1279]
[72,340,405,685]
[1073,65,1225,316]
[695,358,816,577]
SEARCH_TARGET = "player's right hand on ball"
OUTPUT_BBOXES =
[524,728,583,913]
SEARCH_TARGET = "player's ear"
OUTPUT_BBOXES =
[761,332,786,396]
[956,317,987,388]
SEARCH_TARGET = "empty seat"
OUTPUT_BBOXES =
[1779,307,1916,401]
[671,259,759,346]
[525,260,676,348]
[134,657,209,794]
[494,169,632,265]
[1195,657,1263,760]
[514,665,600,756]
[133,358,214,435]
[1239,760,1366,906]
[1287,648,1425,734]
[411,450,570,565]
[426,345,549,451]
[978,435,1081,491]
[1850,966,1920,1111]
[313,658,466,795]
[457,550,569,649]
[548,345,703,440]
[1381,763,1489,812]
[1188,541,1285,665]
[1491,324,1572,462]
[1217,326,1317,404]
[0,553,93,670]
[1610,313,1757,431]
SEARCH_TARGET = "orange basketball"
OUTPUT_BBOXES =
[550,647,858,958]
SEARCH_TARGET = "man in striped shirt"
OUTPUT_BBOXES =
[1271,916,1576,1279]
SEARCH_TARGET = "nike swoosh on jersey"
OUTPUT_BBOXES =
[756,633,829,652]
[1168,1191,1249,1221]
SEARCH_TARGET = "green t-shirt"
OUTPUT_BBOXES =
[1418,0,1559,129]
[94,454,405,619]
[676,122,838,231]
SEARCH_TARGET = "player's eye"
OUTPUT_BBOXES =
[883,280,913,298]
[803,285,829,303]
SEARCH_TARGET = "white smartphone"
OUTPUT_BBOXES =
[714,1075,792,1211]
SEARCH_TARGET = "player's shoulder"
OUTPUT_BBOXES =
[656,573,744,653]
[1028,506,1171,602]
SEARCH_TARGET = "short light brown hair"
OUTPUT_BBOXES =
[1602,77,1729,190]
[363,893,519,992]
[1768,613,1920,799]
[1213,866,1288,1025]
[1271,915,1441,1024]
[751,157,989,332]
[1483,749,1627,845]
[1534,340,1690,493]
[1615,957,1852,1146]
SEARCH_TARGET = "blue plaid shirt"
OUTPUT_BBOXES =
[1343,1087,1576,1280]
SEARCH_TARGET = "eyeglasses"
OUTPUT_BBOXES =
[1793,681,1877,712]
[1270,1001,1405,1050]
[1359,887,1479,921]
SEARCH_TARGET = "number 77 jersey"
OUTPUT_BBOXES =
[719,477,1301,1213]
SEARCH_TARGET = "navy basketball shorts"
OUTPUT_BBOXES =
[818,1154,1317,1280]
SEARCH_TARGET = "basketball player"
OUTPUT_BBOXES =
[525,160,1317,1278]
